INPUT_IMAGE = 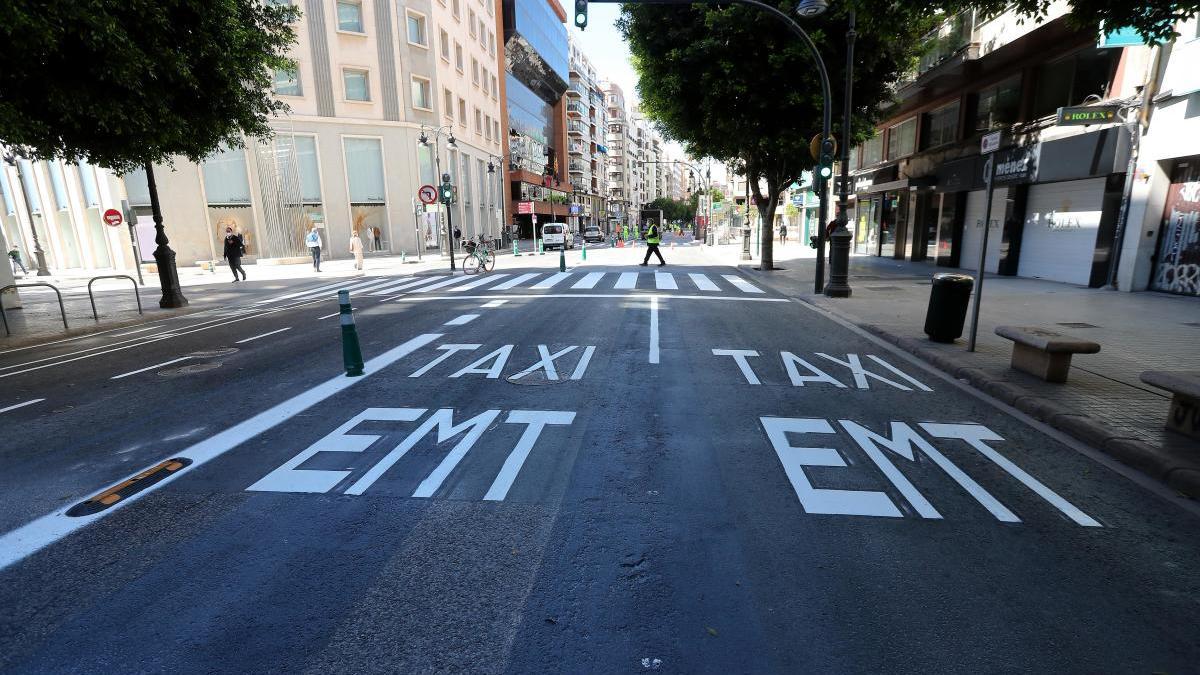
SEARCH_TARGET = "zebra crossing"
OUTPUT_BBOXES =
[360,270,768,296]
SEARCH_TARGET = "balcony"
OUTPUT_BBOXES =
[567,101,585,118]
[569,159,588,173]
[568,120,587,136]
[569,142,585,156]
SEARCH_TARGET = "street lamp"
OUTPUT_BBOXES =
[420,124,458,270]
[1,149,50,276]
[794,0,829,17]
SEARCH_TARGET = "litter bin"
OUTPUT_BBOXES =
[924,273,974,343]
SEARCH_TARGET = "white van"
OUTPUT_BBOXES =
[541,223,574,250]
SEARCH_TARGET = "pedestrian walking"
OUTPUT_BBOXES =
[349,230,365,270]
[372,226,382,251]
[306,224,323,272]
[8,246,27,275]
[222,227,247,282]
[454,226,462,250]
[639,221,666,266]
[779,224,788,245]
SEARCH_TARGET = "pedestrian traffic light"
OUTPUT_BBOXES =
[440,183,453,203]
[818,137,835,180]
[574,0,587,29]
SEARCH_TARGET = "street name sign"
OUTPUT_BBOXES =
[981,131,1002,154]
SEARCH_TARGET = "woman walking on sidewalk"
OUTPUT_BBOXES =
[306,224,323,272]
[222,227,247,282]
[349,230,365,270]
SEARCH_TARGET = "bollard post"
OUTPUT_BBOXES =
[559,245,566,272]
[582,241,587,261]
[338,289,364,377]
[401,250,407,264]
[513,240,521,256]
[538,238,544,255]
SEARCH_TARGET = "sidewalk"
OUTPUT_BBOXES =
[736,253,1200,497]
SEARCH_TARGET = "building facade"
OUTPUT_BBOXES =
[603,82,633,229]
[567,36,609,232]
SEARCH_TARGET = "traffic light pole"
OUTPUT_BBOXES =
[588,0,834,292]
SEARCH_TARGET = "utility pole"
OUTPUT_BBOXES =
[3,152,51,276]
[824,9,855,298]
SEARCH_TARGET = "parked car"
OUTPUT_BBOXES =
[541,223,574,250]
[582,226,604,243]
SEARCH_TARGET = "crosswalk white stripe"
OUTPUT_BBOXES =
[288,278,384,302]
[492,273,541,290]
[411,275,477,293]
[368,275,448,295]
[572,272,605,289]
[364,276,417,294]
[447,273,510,292]
[654,272,677,290]
[254,280,347,304]
[722,274,765,294]
[615,272,639,289]
[532,272,572,289]
[688,273,719,291]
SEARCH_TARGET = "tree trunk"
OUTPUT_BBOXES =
[753,173,780,270]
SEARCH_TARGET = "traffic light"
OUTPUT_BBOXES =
[574,0,587,29]
[818,137,835,180]
[440,182,453,203]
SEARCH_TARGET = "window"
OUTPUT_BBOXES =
[475,107,483,134]
[1030,48,1117,119]
[452,0,460,19]
[472,58,479,85]
[406,11,427,47]
[337,0,364,33]
[291,135,322,204]
[479,20,487,47]
[491,74,498,99]
[455,42,463,71]
[469,9,477,37]
[344,137,385,204]
[443,88,454,119]
[343,68,370,101]
[971,75,1022,132]
[920,101,959,150]
[273,68,302,96]
[861,134,883,167]
[458,98,467,127]
[886,117,916,160]
[411,77,432,110]
[493,119,500,139]
[440,28,450,60]
[485,114,492,140]
[488,31,496,56]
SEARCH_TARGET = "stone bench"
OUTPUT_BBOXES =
[994,326,1101,383]
[1140,371,1200,441]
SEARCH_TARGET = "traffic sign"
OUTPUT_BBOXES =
[102,208,123,227]
[418,184,438,205]
[981,131,1002,154]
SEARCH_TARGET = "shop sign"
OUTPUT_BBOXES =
[1057,105,1120,126]
[569,204,582,215]
[989,145,1038,186]
[981,131,1002,154]
[517,202,534,214]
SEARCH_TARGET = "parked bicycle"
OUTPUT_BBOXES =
[462,236,496,274]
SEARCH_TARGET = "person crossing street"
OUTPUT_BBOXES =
[222,227,247,282]
[639,220,666,266]
[305,224,323,272]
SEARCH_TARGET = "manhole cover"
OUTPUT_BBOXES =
[1057,322,1098,329]
[160,362,223,376]
[188,347,239,358]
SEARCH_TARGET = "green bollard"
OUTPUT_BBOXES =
[559,245,566,272]
[513,240,521,256]
[338,289,364,377]
[401,250,407,264]
[581,241,587,261]
[538,238,545,255]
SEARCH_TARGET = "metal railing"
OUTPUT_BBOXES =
[88,275,142,321]
[0,282,67,336]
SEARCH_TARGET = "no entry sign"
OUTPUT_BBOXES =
[102,208,123,227]
[418,184,438,205]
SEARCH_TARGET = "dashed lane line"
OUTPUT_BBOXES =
[236,327,293,344]
[444,314,480,326]
[0,398,44,414]
[110,357,192,380]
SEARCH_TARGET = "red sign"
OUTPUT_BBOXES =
[417,184,438,205]
[102,208,124,227]
[517,202,534,214]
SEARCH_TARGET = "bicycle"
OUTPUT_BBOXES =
[462,237,496,274]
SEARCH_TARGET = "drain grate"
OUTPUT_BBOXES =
[1057,322,1098,329]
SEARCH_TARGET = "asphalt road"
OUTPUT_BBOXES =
[1,262,1198,673]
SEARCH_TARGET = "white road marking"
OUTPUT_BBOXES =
[839,421,942,520]
[112,326,164,337]
[492,273,541,290]
[395,293,789,303]
[655,272,677,290]
[722,274,765,294]
[410,344,481,377]
[572,272,605,289]
[409,409,502,498]
[110,357,192,380]
[448,273,511,292]
[317,310,348,320]
[286,278,384,303]
[483,411,577,501]
[713,349,762,384]
[0,332,443,571]
[253,279,348,304]
[0,398,45,414]
[688,273,719,291]
[782,352,846,388]
[369,275,447,295]
[817,353,912,391]
[649,295,660,364]
[570,346,596,380]
[411,275,477,293]
[867,355,934,392]
[449,345,513,378]
[532,272,572,289]
[236,327,293,344]
[360,276,416,295]
[444,314,480,326]
[481,299,509,308]
[510,345,578,380]
[615,272,639,289]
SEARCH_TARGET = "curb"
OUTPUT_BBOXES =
[855,322,1200,498]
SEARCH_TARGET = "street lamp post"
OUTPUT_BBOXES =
[2,150,51,276]
[419,125,458,270]
[823,9,855,298]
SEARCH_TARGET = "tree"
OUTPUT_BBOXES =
[0,0,299,306]
[620,1,937,269]
[710,188,726,204]
[939,0,1200,42]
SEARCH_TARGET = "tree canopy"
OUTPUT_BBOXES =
[0,0,299,173]
[948,0,1200,42]
[646,195,697,222]
[620,1,937,269]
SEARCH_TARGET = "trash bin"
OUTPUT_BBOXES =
[924,273,974,343]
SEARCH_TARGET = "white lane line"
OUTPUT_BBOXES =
[615,272,639,289]
[722,274,765,294]
[481,299,509,308]
[112,326,163,337]
[572,272,605,289]
[444,314,480,326]
[359,277,414,295]
[0,398,45,414]
[394,293,789,303]
[0,332,443,572]
[688,273,719,291]
[655,272,678,290]
[368,276,446,295]
[492,273,541,290]
[448,273,510,292]
[236,327,293,344]
[411,275,478,293]
[649,295,660,364]
[532,272,572,289]
[317,309,352,320]
[110,357,192,380]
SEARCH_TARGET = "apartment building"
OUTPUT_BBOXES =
[566,36,609,232]
[845,1,1158,290]
[604,82,633,228]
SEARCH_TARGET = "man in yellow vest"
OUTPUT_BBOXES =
[640,219,666,266]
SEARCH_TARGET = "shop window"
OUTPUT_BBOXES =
[1031,48,1117,119]
[971,75,1022,132]
[886,118,916,160]
[861,134,883,168]
[273,68,302,96]
[343,68,370,101]
[920,101,959,150]
[337,0,364,33]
